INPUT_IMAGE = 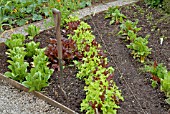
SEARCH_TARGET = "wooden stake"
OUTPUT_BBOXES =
[52,9,67,100]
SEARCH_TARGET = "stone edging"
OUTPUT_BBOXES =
[0,0,137,43]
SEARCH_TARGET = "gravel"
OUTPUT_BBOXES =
[0,80,67,114]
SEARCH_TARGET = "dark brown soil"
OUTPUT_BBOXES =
[0,1,170,114]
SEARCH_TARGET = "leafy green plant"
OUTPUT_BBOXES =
[144,61,167,86]
[127,30,137,42]
[144,0,162,6]
[105,6,126,25]
[126,35,151,63]
[25,24,40,39]
[25,41,40,57]
[5,32,53,92]
[79,0,91,8]
[5,34,25,49]
[5,47,28,82]
[22,48,54,91]
[118,20,141,35]
[144,61,170,104]
[6,47,27,60]
[161,71,170,104]
[0,1,12,32]
[66,19,123,113]
[68,21,95,51]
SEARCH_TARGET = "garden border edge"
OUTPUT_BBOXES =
[0,73,77,114]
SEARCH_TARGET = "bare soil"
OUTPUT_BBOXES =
[0,1,170,114]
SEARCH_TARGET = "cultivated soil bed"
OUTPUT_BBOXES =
[0,1,170,114]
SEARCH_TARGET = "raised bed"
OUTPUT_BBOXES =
[0,0,169,114]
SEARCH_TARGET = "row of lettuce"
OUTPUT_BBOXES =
[4,18,124,113]
[5,28,54,91]
[104,6,170,104]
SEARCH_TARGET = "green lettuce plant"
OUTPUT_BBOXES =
[5,34,25,49]
[5,47,28,82]
[22,48,53,92]
[25,24,40,39]
[6,47,27,59]
[25,41,40,57]
[5,31,53,91]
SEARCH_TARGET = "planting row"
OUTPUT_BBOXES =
[4,17,124,113]
[4,27,54,91]
[104,6,170,105]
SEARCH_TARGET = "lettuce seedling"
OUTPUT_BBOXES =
[23,48,53,91]
[6,47,27,60]
[5,46,28,82]
[5,34,25,49]
[25,24,40,39]
[25,41,40,57]
[66,20,123,113]
[5,60,29,82]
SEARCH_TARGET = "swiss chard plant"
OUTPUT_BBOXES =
[161,71,170,104]
[105,6,126,25]
[126,35,151,63]
[118,19,141,35]
[144,61,167,84]
[144,61,170,104]
[127,30,137,42]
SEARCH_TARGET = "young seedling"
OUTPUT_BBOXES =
[24,24,40,39]
[105,6,126,25]
[126,35,151,63]
[118,19,141,35]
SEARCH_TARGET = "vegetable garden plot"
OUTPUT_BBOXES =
[0,0,170,114]
[0,19,124,114]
